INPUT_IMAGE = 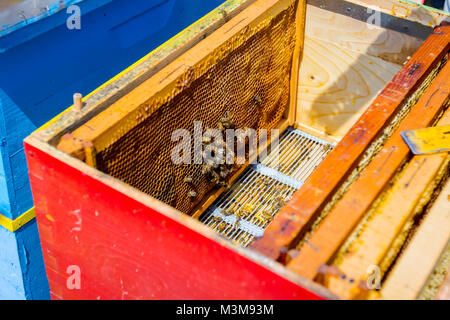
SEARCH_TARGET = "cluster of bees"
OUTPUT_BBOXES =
[184,112,236,201]
[201,112,236,188]
[185,176,197,199]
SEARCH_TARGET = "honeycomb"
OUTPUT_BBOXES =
[94,4,297,215]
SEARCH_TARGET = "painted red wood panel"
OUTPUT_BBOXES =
[24,142,325,300]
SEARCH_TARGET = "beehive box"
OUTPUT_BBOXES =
[0,0,226,299]
[24,0,450,299]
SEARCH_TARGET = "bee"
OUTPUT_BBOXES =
[225,152,235,165]
[263,211,274,221]
[237,127,252,144]
[217,122,225,131]
[204,144,218,155]
[223,209,234,216]
[212,216,222,223]
[219,165,231,178]
[221,121,234,130]
[271,185,283,195]
[219,111,235,130]
[223,111,233,120]
[220,111,231,122]
[209,170,220,182]
[202,135,212,144]
[236,134,246,144]
[200,115,236,187]
[219,181,231,189]
[273,201,286,212]
[262,178,272,187]
[176,78,190,90]
[218,222,227,232]
[215,147,226,161]
[236,210,249,219]
[184,175,193,184]
[241,206,253,218]
[255,211,267,223]
[187,190,197,198]
[254,211,263,222]
[204,159,220,170]
[201,164,211,175]
[252,94,262,105]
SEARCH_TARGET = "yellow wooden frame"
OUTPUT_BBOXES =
[56,0,305,166]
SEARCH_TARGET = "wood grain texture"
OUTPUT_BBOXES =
[24,138,330,300]
[286,59,450,280]
[296,2,434,139]
[297,36,401,139]
[303,4,425,65]
[250,26,450,261]
[376,179,450,300]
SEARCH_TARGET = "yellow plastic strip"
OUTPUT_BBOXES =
[0,208,36,232]
[401,125,450,155]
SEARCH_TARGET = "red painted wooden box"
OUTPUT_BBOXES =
[24,0,450,299]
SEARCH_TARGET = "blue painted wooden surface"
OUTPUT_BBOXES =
[0,0,225,299]
[0,226,27,299]
[0,220,49,300]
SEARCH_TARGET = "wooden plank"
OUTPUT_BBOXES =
[250,25,450,261]
[297,36,402,139]
[288,0,307,125]
[24,136,335,299]
[375,179,450,300]
[324,111,450,299]
[286,59,450,280]
[326,152,448,298]
[56,0,299,159]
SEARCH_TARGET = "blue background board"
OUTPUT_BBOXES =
[0,0,225,299]
[0,221,49,300]
[0,225,27,299]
